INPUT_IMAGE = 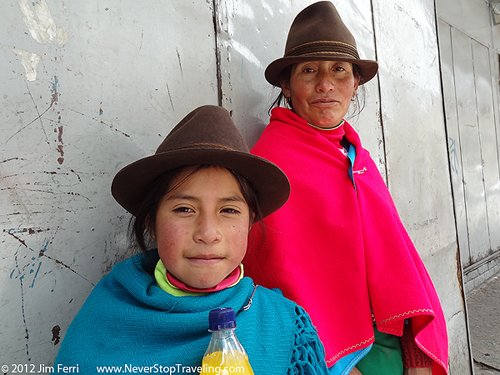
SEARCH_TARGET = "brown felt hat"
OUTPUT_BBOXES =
[265,1,378,86]
[111,105,290,218]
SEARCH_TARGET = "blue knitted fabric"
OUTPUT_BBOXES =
[54,251,328,374]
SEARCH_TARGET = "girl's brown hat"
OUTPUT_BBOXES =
[111,105,290,218]
[265,1,378,86]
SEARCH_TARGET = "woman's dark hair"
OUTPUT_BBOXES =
[129,165,263,252]
[268,66,293,114]
[267,63,366,118]
[348,64,366,119]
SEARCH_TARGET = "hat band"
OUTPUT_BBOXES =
[286,41,360,60]
[157,142,244,154]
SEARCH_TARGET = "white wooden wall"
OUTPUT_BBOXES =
[0,1,482,373]
[437,0,500,292]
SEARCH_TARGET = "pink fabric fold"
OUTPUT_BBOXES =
[166,264,242,293]
[243,108,448,374]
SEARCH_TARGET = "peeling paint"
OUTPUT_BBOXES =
[50,76,60,105]
[51,325,61,345]
[18,0,68,45]
[13,49,40,81]
[56,125,63,143]
[56,145,64,164]
[55,124,64,164]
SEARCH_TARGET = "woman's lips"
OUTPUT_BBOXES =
[311,98,337,105]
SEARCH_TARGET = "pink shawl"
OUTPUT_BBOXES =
[244,108,448,374]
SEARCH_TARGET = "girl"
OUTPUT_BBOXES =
[54,105,329,374]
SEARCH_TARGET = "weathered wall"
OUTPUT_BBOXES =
[1,0,473,373]
[219,0,472,373]
[1,0,219,365]
[371,1,470,373]
[437,0,500,291]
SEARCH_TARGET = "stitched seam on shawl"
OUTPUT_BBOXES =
[326,336,374,365]
[379,309,434,324]
[415,338,448,371]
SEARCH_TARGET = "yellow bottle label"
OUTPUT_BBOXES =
[200,351,254,375]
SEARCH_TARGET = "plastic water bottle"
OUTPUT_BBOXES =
[200,307,254,375]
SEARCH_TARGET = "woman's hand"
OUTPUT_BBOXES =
[349,368,362,375]
[404,368,432,375]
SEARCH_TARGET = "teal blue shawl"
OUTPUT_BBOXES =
[54,251,328,374]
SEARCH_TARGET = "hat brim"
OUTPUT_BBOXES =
[111,148,290,218]
[265,55,378,87]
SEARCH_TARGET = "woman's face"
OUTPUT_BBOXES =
[281,60,360,128]
[155,166,251,289]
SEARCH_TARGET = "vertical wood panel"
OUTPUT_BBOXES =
[438,19,471,267]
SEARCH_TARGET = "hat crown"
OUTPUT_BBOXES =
[111,105,290,218]
[284,1,358,57]
[156,105,249,155]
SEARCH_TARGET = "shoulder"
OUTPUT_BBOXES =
[66,252,153,317]
[236,282,328,373]
[250,283,319,333]
[252,282,296,308]
[252,285,329,373]
[238,280,303,327]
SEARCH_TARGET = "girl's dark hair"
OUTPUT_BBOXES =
[267,63,366,118]
[129,165,263,252]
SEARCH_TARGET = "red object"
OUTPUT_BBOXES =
[402,322,434,368]
[167,265,242,293]
[244,108,448,374]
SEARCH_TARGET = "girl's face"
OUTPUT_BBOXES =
[281,60,360,128]
[155,166,251,289]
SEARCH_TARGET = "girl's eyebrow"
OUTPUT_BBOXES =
[166,194,198,201]
[220,196,247,204]
[166,194,246,204]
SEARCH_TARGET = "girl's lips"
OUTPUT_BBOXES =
[187,256,224,265]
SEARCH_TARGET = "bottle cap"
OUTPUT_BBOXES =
[208,307,236,331]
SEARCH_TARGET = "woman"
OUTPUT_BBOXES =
[54,105,328,374]
[243,2,448,375]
